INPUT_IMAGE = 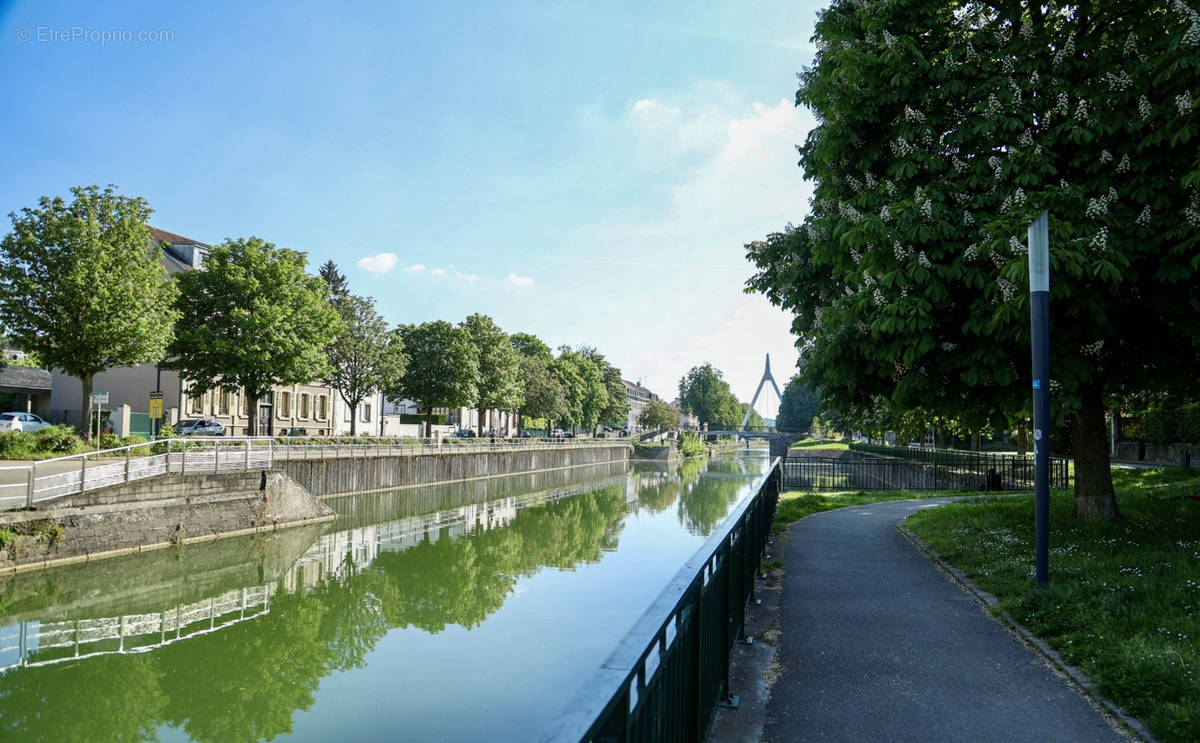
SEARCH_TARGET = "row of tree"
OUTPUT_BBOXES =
[676,363,766,430]
[0,186,629,437]
[747,1,1200,519]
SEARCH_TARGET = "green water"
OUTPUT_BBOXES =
[0,451,770,742]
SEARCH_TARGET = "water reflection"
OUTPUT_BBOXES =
[0,453,767,742]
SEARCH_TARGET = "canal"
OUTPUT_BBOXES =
[0,450,770,742]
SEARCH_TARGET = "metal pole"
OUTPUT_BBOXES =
[1028,210,1051,588]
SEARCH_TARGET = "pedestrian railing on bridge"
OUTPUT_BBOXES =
[0,436,631,511]
[540,458,781,743]
[782,444,1069,492]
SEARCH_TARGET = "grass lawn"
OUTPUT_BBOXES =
[787,439,849,452]
[905,467,1200,743]
[773,488,945,531]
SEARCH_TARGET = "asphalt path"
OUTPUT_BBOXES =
[764,499,1129,743]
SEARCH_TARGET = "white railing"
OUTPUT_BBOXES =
[0,585,271,672]
[0,435,631,511]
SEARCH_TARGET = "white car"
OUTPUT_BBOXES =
[0,412,50,433]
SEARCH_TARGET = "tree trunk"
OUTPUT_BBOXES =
[424,405,432,438]
[247,391,260,436]
[350,404,358,436]
[79,374,95,439]
[1072,382,1120,520]
[478,407,486,436]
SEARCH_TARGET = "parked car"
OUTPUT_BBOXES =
[563,431,576,439]
[550,428,565,438]
[455,429,477,438]
[519,429,532,438]
[176,418,226,436]
[0,412,50,433]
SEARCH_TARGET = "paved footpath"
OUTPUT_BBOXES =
[764,499,1129,743]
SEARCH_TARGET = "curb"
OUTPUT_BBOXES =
[898,524,1158,743]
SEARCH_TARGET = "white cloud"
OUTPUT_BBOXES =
[456,270,481,283]
[403,263,425,273]
[357,252,398,274]
[504,273,535,287]
[431,267,447,277]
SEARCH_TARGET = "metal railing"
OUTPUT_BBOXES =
[0,436,632,511]
[540,458,782,743]
[780,444,1070,491]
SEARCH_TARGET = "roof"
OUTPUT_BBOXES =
[0,366,52,392]
[147,226,209,248]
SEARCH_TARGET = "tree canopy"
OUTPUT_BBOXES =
[461,314,523,433]
[390,321,479,436]
[517,353,567,433]
[746,0,1200,518]
[638,399,681,432]
[170,237,339,435]
[0,185,179,434]
[777,376,821,433]
[324,294,407,435]
[678,364,743,429]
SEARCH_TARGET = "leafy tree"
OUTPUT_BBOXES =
[170,237,339,436]
[510,332,553,361]
[518,353,567,435]
[638,399,681,432]
[318,260,349,305]
[740,403,766,429]
[390,321,479,436]
[0,186,179,436]
[324,294,407,435]
[777,376,822,433]
[556,347,607,432]
[678,364,742,429]
[579,347,631,428]
[746,0,1200,519]
[461,314,523,434]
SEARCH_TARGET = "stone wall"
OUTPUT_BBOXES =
[278,444,629,497]
[0,470,333,573]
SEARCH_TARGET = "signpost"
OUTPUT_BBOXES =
[92,391,109,448]
[149,392,164,439]
[1028,211,1051,587]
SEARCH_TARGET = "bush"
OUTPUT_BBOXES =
[678,431,706,457]
[0,431,37,459]
[1178,403,1200,447]
[35,425,80,454]
[98,432,122,450]
[151,423,175,454]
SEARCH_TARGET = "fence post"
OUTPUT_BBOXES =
[80,454,87,492]
[215,440,220,473]
[182,440,187,476]
[26,461,35,508]
[125,446,131,483]
[245,439,251,471]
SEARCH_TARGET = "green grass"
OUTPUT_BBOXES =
[905,467,1200,743]
[773,488,944,532]
[787,438,849,451]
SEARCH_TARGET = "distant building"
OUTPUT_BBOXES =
[622,380,659,433]
[673,399,699,430]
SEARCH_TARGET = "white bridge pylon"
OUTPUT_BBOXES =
[740,354,783,431]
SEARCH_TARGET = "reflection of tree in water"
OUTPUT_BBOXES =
[677,463,750,536]
[0,651,166,742]
[0,485,629,743]
[637,476,680,513]
[375,484,627,631]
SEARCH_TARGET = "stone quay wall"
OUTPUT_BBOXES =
[278,444,630,498]
[0,470,334,574]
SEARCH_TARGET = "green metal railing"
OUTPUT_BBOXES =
[540,458,782,743]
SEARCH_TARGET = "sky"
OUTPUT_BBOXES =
[0,0,823,419]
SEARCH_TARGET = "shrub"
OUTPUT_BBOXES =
[35,425,80,454]
[98,432,122,450]
[1178,403,1200,447]
[0,431,37,459]
[678,432,706,457]
[1143,406,1179,446]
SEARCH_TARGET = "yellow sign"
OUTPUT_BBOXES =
[149,394,164,419]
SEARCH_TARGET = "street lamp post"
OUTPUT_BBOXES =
[1028,211,1051,588]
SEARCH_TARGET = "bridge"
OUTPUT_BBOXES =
[703,354,804,457]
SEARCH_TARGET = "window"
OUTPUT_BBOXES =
[219,388,232,415]
[278,391,291,419]
[344,403,352,422]
[299,393,310,419]
[317,395,327,420]
[241,393,250,416]
[362,403,371,422]
[189,391,203,414]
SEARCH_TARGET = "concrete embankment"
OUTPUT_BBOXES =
[0,470,334,574]
[278,443,630,498]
